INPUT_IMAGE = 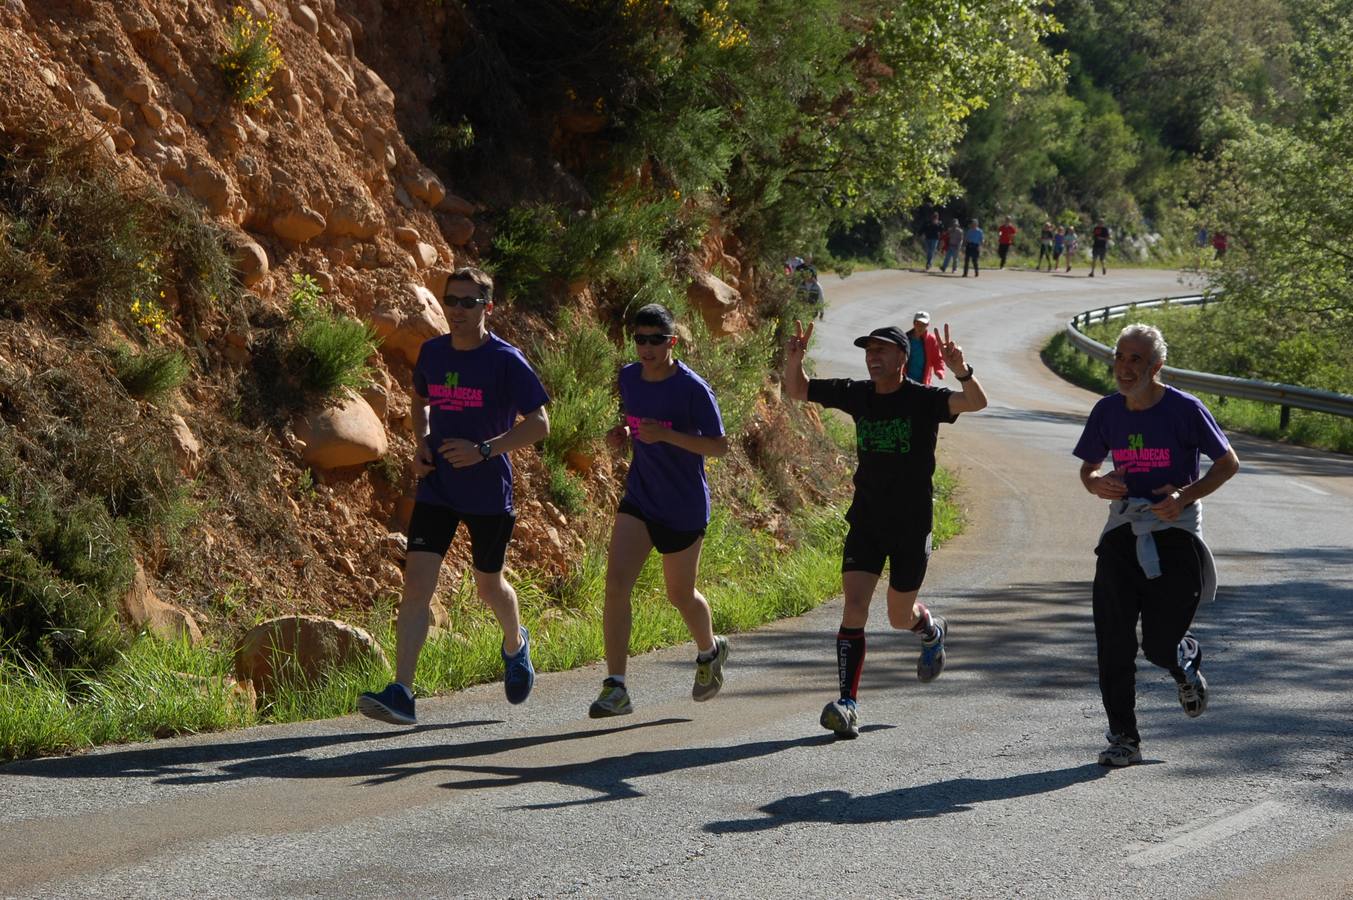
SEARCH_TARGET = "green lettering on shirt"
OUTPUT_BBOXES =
[857,417,911,454]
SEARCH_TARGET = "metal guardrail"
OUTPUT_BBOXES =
[1065,294,1353,427]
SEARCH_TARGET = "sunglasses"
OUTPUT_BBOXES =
[442,295,488,309]
[633,333,674,346]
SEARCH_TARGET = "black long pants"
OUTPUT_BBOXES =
[963,242,980,275]
[1092,524,1204,743]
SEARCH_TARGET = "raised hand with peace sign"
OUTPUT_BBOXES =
[782,318,814,401]
[933,322,988,414]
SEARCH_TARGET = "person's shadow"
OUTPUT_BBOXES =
[705,763,1114,833]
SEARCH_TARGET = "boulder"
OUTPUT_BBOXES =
[125,79,153,104]
[169,413,201,476]
[186,163,232,217]
[233,238,269,287]
[293,390,388,469]
[405,169,446,207]
[438,193,475,217]
[440,213,475,246]
[687,270,742,336]
[289,2,319,35]
[272,206,327,243]
[233,615,388,696]
[119,561,204,644]
[410,241,438,269]
[326,192,382,239]
[369,283,447,366]
[422,266,453,299]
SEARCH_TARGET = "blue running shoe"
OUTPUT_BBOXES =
[918,615,947,682]
[503,626,535,705]
[820,698,859,739]
[357,683,416,726]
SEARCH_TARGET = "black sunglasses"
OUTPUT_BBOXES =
[442,295,488,309]
[633,333,674,346]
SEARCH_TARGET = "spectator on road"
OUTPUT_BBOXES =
[590,304,731,718]
[1064,226,1079,273]
[784,317,988,739]
[1052,226,1066,271]
[940,218,964,273]
[1073,323,1240,767]
[798,266,825,319]
[921,211,943,271]
[358,267,550,726]
[997,216,1018,269]
[1037,222,1055,271]
[1090,220,1110,277]
[906,311,945,385]
[963,218,984,277]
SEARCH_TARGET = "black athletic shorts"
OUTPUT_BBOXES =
[841,522,931,593]
[406,501,516,573]
[617,499,704,555]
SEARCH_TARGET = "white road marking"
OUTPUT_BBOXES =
[1127,800,1286,867]
[1291,481,1330,496]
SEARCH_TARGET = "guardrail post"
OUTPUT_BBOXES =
[1280,405,1291,431]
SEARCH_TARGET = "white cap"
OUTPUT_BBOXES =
[913,310,931,324]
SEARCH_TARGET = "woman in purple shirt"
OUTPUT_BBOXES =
[1074,323,1240,767]
[589,304,731,717]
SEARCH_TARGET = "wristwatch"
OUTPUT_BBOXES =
[477,440,493,460]
[956,364,975,382]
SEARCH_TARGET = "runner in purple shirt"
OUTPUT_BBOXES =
[359,267,551,727]
[1074,323,1240,767]
[589,304,731,718]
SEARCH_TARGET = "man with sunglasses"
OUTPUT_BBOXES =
[589,304,731,717]
[784,318,987,739]
[359,267,550,725]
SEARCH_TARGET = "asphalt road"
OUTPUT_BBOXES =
[3,267,1351,899]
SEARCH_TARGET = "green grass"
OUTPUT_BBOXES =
[111,344,190,401]
[0,478,965,760]
[1042,330,1353,454]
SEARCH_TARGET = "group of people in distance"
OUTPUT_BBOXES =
[924,212,1116,277]
[358,264,1239,768]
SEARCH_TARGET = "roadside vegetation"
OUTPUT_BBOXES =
[1043,323,1353,455]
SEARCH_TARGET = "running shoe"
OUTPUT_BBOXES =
[917,615,947,682]
[693,635,729,702]
[820,698,860,739]
[1176,635,1207,717]
[357,683,416,726]
[1097,731,1142,767]
[502,626,535,705]
[589,677,633,718]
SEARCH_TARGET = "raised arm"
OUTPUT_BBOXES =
[936,324,988,414]
[783,319,813,402]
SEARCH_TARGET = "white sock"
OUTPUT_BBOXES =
[608,674,626,686]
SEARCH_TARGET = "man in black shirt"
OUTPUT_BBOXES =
[921,212,943,271]
[784,320,988,738]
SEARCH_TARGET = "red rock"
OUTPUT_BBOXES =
[233,615,388,696]
[293,390,388,469]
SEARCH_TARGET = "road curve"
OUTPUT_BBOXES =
[2,268,1351,899]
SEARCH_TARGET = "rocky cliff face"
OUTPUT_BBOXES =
[0,0,608,628]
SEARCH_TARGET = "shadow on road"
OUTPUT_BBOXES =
[3,718,689,787]
[704,763,1110,832]
[431,724,896,809]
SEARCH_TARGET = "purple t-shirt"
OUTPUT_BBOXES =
[412,333,550,515]
[620,361,725,531]
[1073,386,1230,500]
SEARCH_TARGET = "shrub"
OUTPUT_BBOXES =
[532,310,620,464]
[112,344,190,401]
[219,7,283,107]
[275,273,381,401]
[546,461,588,517]
[0,129,238,330]
[0,492,133,684]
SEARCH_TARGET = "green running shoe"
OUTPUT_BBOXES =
[588,677,633,718]
[693,636,729,702]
